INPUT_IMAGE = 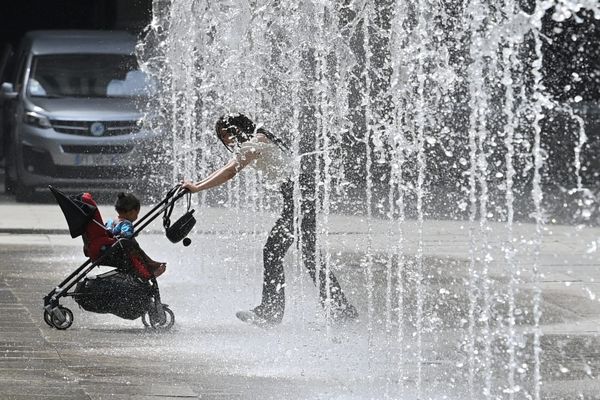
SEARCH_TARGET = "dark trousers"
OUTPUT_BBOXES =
[258,180,351,322]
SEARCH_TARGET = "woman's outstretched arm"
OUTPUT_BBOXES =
[182,150,258,193]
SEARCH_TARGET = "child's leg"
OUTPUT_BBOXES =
[120,239,166,278]
[128,239,165,265]
[129,254,154,280]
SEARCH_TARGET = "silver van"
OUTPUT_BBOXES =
[0,30,161,201]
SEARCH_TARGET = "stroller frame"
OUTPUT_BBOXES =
[43,185,190,330]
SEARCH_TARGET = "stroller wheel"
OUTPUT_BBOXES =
[147,306,175,330]
[51,306,74,330]
[43,310,54,328]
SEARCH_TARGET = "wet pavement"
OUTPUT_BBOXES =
[1,191,600,399]
[0,236,343,400]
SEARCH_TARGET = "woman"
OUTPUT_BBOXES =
[182,113,357,326]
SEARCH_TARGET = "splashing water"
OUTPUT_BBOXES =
[137,0,600,398]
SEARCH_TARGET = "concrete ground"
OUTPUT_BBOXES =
[1,186,600,399]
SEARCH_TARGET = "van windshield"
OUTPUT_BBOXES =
[27,54,155,98]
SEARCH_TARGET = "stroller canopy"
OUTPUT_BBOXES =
[49,186,97,238]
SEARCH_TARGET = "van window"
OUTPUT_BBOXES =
[27,54,155,98]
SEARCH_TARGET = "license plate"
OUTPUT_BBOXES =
[73,153,121,166]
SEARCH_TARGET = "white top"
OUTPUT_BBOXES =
[235,137,292,189]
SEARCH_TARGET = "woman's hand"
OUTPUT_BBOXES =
[181,180,200,193]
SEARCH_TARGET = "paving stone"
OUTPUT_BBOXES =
[82,382,198,397]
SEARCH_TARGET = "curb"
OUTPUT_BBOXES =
[0,228,366,236]
[0,228,69,235]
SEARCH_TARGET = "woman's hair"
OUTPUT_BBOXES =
[215,113,289,153]
[115,192,140,213]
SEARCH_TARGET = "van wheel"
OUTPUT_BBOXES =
[15,180,35,202]
[4,172,15,194]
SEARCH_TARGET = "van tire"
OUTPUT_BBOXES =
[15,180,35,202]
[4,172,15,194]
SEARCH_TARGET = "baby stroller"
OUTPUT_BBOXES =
[43,184,196,330]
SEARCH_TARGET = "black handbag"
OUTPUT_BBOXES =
[163,191,196,245]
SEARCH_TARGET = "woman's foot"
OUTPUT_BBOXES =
[236,306,282,327]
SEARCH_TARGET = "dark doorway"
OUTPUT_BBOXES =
[0,0,152,91]
[0,0,152,48]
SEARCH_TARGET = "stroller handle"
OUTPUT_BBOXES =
[132,184,191,234]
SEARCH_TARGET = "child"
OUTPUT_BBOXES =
[105,192,166,278]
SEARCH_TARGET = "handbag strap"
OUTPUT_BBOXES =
[163,190,192,229]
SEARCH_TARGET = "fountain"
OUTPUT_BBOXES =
[136,1,600,399]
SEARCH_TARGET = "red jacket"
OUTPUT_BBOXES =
[80,193,153,280]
